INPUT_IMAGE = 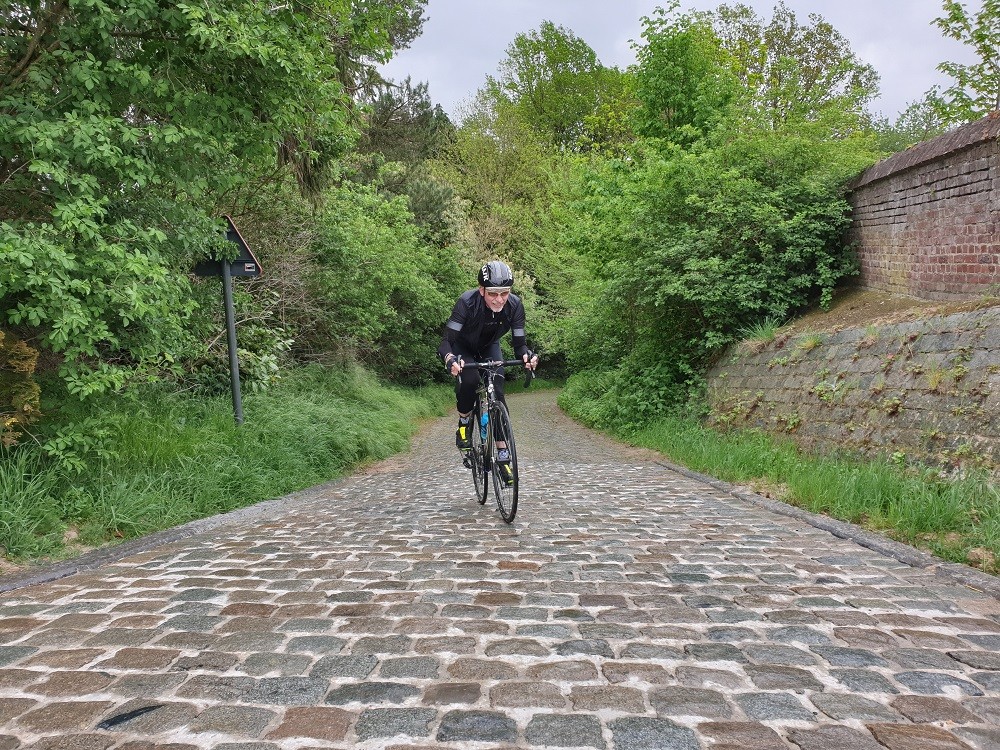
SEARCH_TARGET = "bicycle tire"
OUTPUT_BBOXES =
[489,400,518,523]
[470,401,489,505]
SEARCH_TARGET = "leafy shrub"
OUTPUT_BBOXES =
[558,117,876,431]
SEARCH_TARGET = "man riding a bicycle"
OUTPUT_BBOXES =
[439,261,539,485]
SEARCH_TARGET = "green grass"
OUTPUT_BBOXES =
[628,414,999,573]
[0,365,451,562]
[738,316,783,345]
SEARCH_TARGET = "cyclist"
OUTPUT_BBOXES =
[439,261,539,485]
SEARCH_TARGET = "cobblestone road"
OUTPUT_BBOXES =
[1,389,999,750]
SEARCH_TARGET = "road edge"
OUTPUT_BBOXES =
[0,478,345,594]
[654,458,1000,602]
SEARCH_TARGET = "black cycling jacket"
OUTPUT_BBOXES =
[438,289,529,362]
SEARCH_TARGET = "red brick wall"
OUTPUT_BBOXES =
[848,113,1000,300]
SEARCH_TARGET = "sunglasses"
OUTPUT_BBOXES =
[484,288,511,295]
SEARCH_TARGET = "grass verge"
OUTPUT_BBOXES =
[628,414,999,574]
[0,364,451,565]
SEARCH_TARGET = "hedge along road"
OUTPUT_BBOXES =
[1,389,999,750]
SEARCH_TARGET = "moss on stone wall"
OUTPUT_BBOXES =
[707,306,1000,475]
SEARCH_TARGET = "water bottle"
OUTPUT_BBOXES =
[480,412,489,441]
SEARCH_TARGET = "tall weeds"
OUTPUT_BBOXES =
[1,365,449,561]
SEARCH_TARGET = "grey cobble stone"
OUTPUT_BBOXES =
[608,717,700,750]
[894,671,985,696]
[555,639,614,657]
[436,710,517,743]
[188,705,278,736]
[811,645,889,667]
[0,647,36,667]
[310,655,378,678]
[948,650,1000,669]
[735,692,817,721]
[650,686,731,718]
[245,677,330,705]
[971,671,1000,690]
[325,681,421,705]
[745,664,824,691]
[743,644,818,665]
[377,656,440,678]
[354,707,436,740]
[525,713,606,749]
[829,668,900,693]
[809,693,900,721]
[885,648,961,669]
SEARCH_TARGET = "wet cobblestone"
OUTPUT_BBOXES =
[1,390,999,748]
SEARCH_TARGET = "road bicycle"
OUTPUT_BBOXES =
[458,359,534,524]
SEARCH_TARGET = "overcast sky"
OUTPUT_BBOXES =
[380,0,981,123]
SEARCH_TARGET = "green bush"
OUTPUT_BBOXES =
[558,118,877,431]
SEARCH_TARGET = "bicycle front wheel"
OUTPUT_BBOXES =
[470,403,489,505]
[489,401,518,523]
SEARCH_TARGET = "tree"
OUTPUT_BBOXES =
[485,20,630,150]
[632,2,737,144]
[433,97,555,260]
[933,0,1000,123]
[710,2,879,128]
[327,0,428,102]
[0,0,414,397]
[357,77,454,167]
[874,93,951,152]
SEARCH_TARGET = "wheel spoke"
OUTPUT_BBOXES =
[490,401,518,523]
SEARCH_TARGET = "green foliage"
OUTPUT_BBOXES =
[559,116,877,430]
[711,2,880,129]
[576,68,640,156]
[874,94,951,152]
[350,78,463,247]
[355,77,455,178]
[485,20,621,150]
[1,0,415,398]
[0,364,449,560]
[933,0,1000,122]
[432,99,556,272]
[0,328,41,446]
[0,449,64,558]
[286,182,465,382]
[739,316,784,345]
[632,2,737,143]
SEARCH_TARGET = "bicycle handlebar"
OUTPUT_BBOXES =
[460,359,529,369]
[456,358,536,388]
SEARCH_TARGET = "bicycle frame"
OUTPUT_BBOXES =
[460,358,534,429]
[457,359,533,523]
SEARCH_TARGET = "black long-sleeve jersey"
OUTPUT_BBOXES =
[438,289,529,362]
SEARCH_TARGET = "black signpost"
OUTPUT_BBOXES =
[194,216,262,424]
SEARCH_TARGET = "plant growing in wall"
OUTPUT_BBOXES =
[795,333,824,352]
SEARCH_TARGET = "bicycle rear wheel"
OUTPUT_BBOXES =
[470,402,488,505]
[489,401,518,523]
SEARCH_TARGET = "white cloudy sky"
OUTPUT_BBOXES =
[381,0,981,122]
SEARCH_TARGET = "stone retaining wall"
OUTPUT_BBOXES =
[706,305,1000,473]
[847,112,1000,300]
